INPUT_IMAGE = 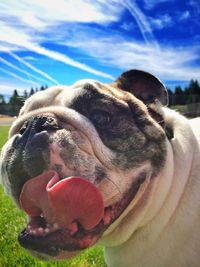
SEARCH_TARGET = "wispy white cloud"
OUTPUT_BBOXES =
[189,0,200,15]
[0,0,121,28]
[62,32,200,81]
[0,0,199,90]
[20,56,37,61]
[179,11,190,21]
[122,0,158,48]
[9,52,59,84]
[149,10,190,29]
[143,0,172,10]
[149,14,173,30]
[0,67,39,86]
[120,21,135,31]
[0,56,50,84]
[0,0,119,80]
[26,45,114,80]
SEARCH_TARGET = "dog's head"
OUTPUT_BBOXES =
[0,70,168,259]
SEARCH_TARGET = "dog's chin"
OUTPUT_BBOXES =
[18,170,147,259]
[27,248,79,261]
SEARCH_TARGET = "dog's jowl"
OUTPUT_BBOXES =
[0,69,200,267]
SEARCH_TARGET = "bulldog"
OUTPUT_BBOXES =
[0,69,200,267]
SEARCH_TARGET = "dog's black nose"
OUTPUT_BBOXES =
[19,116,59,135]
[14,116,59,148]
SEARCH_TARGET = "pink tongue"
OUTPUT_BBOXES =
[19,171,104,230]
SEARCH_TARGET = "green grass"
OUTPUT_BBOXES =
[0,126,10,149]
[0,126,107,267]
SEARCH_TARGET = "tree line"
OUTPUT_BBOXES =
[0,85,48,116]
[0,80,200,116]
[168,79,200,106]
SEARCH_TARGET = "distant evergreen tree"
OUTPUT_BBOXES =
[174,86,186,105]
[167,88,174,106]
[23,90,28,100]
[186,79,200,104]
[167,88,173,95]
[188,79,200,95]
[174,86,183,95]
[9,90,21,105]
[29,88,35,96]
[184,86,190,96]
[0,94,6,114]
[0,94,6,104]
[9,89,24,116]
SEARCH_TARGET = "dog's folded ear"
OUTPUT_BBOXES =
[115,69,168,106]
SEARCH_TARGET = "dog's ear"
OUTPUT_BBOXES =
[115,69,168,106]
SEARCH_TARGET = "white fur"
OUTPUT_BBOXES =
[101,108,200,267]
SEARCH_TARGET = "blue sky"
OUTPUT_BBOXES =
[0,0,200,97]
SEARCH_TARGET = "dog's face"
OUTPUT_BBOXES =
[0,70,168,259]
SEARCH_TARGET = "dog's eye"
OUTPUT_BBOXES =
[90,110,112,127]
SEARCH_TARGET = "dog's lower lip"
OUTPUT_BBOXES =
[18,207,112,253]
[18,230,60,256]
[18,224,102,256]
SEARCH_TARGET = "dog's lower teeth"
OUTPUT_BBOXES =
[26,219,63,237]
[53,223,59,230]
[27,226,50,236]
[38,227,44,234]
[44,228,50,234]
[25,215,62,236]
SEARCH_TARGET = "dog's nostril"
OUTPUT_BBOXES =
[19,120,29,135]
[33,116,60,133]
[19,116,59,136]
[41,117,60,131]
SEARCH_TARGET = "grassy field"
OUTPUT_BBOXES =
[0,126,107,267]
[0,126,10,149]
